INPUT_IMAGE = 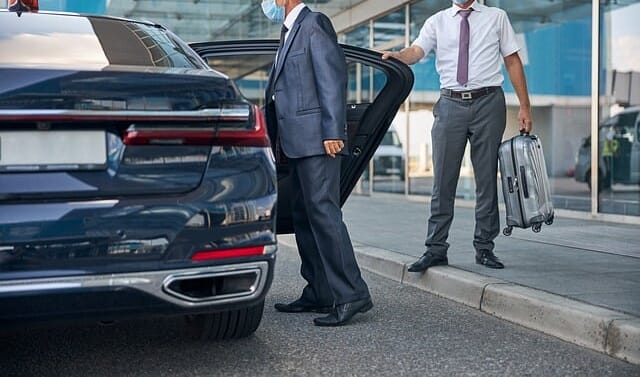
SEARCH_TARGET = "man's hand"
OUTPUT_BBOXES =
[380,46,424,65]
[381,51,400,61]
[324,139,344,158]
[518,106,533,134]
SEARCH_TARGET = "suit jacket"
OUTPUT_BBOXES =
[265,7,348,159]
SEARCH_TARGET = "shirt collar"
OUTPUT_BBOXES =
[284,3,307,30]
[447,1,483,17]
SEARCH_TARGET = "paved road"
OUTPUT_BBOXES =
[1,242,637,377]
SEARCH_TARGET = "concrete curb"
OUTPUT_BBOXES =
[352,242,640,365]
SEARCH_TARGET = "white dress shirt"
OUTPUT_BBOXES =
[283,3,307,43]
[275,3,307,65]
[412,1,520,91]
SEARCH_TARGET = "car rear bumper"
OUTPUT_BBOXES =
[0,254,275,324]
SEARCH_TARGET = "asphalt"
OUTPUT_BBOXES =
[340,193,640,365]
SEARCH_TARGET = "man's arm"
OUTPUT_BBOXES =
[381,46,425,65]
[309,14,348,157]
[504,52,533,133]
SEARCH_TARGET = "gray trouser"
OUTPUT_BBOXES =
[425,88,506,256]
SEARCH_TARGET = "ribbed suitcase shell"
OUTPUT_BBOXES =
[498,133,554,236]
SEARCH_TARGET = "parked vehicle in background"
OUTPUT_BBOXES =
[363,127,405,181]
[0,10,413,339]
[574,106,640,190]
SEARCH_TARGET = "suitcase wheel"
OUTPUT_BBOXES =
[544,215,554,226]
[503,226,513,237]
[532,223,542,233]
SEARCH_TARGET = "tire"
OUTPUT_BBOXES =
[544,215,554,226]
[185,299,264,341]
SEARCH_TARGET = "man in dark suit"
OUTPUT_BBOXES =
[262,0,372,327]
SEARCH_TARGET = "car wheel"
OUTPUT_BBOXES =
[184,299,264,340]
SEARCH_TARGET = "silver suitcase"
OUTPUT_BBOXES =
[498,133,554,236]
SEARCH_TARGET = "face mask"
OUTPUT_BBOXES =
[261,0,285,23]
[453,0,468,4]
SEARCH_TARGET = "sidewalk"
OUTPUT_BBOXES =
[341,193,640,365]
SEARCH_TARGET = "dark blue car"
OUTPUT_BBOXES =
[0,9,413,339]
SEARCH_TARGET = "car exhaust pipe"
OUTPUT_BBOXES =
[163,268,262,303]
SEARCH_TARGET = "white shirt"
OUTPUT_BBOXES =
[283,3,307,43]
[275,3,307,64]
[412,1,520,91]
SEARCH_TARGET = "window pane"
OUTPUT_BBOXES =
[373,9,405,50]
[599,1,640,216]
[343,24,370,48]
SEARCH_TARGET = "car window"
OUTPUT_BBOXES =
[204,53,388,107]
[347,62,387,104]
[617,111,639,131]
[381,131,401,146]
[204,54,275,107]
[602,115,617,128]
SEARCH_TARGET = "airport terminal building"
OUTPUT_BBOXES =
[10,0,640,223]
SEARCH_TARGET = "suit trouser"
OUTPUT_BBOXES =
[425,88,506,256]
[289,155,370,305]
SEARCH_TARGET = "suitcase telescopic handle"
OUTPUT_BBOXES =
[519,166,530,198]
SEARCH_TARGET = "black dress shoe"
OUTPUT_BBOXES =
[274,300,332,314]
[407,251,448,272]
[475,250,504,269]
[313,297,373,327]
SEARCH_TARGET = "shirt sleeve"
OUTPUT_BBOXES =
[498,10,520,57]
[411,16,436,56]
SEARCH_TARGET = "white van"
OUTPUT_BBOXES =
[364,128,405,180]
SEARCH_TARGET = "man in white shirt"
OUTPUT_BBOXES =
[382,0,533,271]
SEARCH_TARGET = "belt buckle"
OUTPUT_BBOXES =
[461,92,472,100]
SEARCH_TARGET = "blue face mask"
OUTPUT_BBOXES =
[261,0,285,23]
[453,0,468,4]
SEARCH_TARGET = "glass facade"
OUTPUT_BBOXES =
[4,0,639,220]
[598,1,640,216]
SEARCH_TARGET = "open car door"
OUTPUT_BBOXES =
[191,40,414,234]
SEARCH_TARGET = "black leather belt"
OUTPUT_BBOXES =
[440,86,499,100]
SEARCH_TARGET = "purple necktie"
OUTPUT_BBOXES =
[457,9,472,86]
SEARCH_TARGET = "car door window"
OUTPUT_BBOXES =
[202,52,389,163]
[204,54,387,108]
[204,54,275,107]
[347,61,387,104]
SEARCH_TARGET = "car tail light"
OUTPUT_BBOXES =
[9,0,39,12]
[191,246,265,261]
[123,105,269,147]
